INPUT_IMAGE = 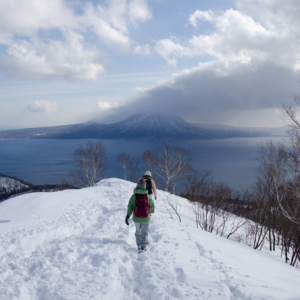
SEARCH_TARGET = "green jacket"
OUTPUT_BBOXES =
[127,188,155,223]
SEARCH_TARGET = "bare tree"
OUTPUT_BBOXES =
[280,95,300,151]
[116,152,130,180]
[184,168,213,202]
[253,140,300,265]
[129,153,141,182]
[68,140,109,188]
[171,163,193,194]
[206,183,232,233]
[141,150,159,174]
[275,96,300,224]
[254,141,285,250]
[155,143,191,193]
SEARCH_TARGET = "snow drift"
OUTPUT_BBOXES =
[0,178,299,300]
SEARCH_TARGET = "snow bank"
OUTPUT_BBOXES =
[0,178,299,300]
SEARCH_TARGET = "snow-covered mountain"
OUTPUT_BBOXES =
[0,178,299,299]
[0,112,284,140]
[87,112,217,139]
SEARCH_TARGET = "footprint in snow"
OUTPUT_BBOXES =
[174,267,186,283]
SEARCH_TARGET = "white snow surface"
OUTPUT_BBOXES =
[0,178,299,300]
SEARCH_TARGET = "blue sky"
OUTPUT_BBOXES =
[0,0,299,129]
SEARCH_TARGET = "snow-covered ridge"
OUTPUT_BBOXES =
[0,178,299,299]
[0,176,29,193]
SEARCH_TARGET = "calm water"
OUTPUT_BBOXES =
[0,138,280,190]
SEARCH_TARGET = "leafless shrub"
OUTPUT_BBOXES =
[245,224,254,247]
[235,233,244,243]
[163,195,184,222]
[226,216,248,239]
[215,209,231,237]
[191,201,202,229]
[191,199,218,232]
[186,170,239,237]
[245,220,268,250]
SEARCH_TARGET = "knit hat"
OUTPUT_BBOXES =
[145,171,151,177]
[136,178,146,189]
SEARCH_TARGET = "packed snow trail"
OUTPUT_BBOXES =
[0,178,300,300]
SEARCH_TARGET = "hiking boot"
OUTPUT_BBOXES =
[138,246,147,254]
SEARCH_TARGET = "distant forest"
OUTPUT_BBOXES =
[0,173,77,202]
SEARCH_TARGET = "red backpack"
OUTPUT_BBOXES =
[134,194,150,218]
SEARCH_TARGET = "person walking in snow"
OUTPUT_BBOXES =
[125,178,155,253]
[142,171,157,201]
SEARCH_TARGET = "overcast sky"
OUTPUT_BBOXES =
[0,0,299,129]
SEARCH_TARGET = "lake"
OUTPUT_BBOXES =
[0,137,281,191]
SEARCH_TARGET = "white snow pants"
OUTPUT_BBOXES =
[134,222,150,248]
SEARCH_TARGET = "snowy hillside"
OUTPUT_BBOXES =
[0,176,29,193]
[0,178,299,300]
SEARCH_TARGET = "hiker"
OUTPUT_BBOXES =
[142,171,157,200]
[125,178,155,253]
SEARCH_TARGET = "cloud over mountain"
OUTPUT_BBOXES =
[106,60,298,126]
[106,0,300,126]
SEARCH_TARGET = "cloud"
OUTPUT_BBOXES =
[133,44,151,55]
[129,0,152,24]
[155,0,300,70]
[28,100,57,113]
[0,33,107,80]
[155,39,191,65]
[98,101,120,110]
[105,59,299,127]
[0,0,152,79]
[0,0,75,36]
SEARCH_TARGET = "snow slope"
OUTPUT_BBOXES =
[0,178,299,300]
